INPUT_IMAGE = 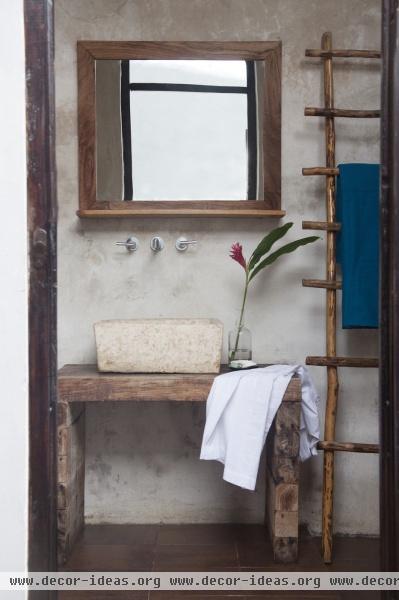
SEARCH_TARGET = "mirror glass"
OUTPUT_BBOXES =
[95,59,265,201]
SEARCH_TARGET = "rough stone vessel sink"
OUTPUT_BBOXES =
[94,318,223,374]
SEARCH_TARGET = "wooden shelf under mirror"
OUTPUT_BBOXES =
[77,41,282,218]
[77,203,286,218]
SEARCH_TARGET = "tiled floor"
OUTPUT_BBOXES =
[59,524,380,600]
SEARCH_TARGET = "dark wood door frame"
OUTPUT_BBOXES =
[25,0,58,592]
[380,0,399,593]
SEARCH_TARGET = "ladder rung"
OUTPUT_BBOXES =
[302,221,341,232]
[306,356,379,368]
[302,167,339,176]
[305,49,381,59]
[302,279,342,290]
[305,107,380,118]
[318,441,380,454]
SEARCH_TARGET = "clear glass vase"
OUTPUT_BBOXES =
[228,322,252,362]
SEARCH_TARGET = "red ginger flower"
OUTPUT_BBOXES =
[230,242,247,270]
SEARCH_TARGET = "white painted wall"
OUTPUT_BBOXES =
[0,0,28,588]
[55,0,380,534]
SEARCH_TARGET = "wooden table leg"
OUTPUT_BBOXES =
[57,401,85,565]
[265,395,301,563]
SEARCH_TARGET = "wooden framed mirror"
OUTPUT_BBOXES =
[77,41,283,218]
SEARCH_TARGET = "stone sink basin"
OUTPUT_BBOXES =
[94,318,223,374]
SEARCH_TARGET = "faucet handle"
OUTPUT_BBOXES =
[175,237,197,252]
[150,236,165,252]
[116,237,139,252]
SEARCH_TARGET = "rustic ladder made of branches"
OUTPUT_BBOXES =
[302,32,380,564]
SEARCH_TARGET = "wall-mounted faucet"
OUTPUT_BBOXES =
[115,237,139,252]
[150,236,165,252]
[115,235,198,254]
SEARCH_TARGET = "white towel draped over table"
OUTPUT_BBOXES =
[200,365,320,491]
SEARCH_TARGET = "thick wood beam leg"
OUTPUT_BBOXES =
[265,380,301,563]
[266,466,298,562]
[57,401,85,565]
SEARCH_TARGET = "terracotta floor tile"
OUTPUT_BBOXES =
[237,535,379,572]
[64,544,154,571]
[82,524,159,546]
[236,538,322,569]
[328,536,379,564]
[233,525,268,545]
[157,525,238,546]
[150,586,254,598]
[340,593,381,599]
[236,537,321,570]
[61,524,381,600]
[323,561,380,573]
[150,595,246,600]
[236,543,275,569]
[243,596,341,599]
[150,591,342,600]
[153,544,239,571]
[244,596,341,599]
[58,593,148,600]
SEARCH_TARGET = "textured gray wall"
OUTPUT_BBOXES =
[55,0,381,534]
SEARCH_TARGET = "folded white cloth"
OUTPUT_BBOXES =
[200,364,320,490]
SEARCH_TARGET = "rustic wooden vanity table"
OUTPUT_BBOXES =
[57,365,301,565]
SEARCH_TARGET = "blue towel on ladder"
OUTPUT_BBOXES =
[336,163,380,329]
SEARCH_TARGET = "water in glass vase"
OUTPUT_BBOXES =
[228,324,252,362]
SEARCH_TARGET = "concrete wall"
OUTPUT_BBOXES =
[55,0,381,534]
[0,0,28,587]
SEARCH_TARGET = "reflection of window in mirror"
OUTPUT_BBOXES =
[96,59,265,202]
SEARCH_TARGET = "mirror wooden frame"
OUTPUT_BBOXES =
[77,41,284,218]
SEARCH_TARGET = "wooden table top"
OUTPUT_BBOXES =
[58,364,301,403]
